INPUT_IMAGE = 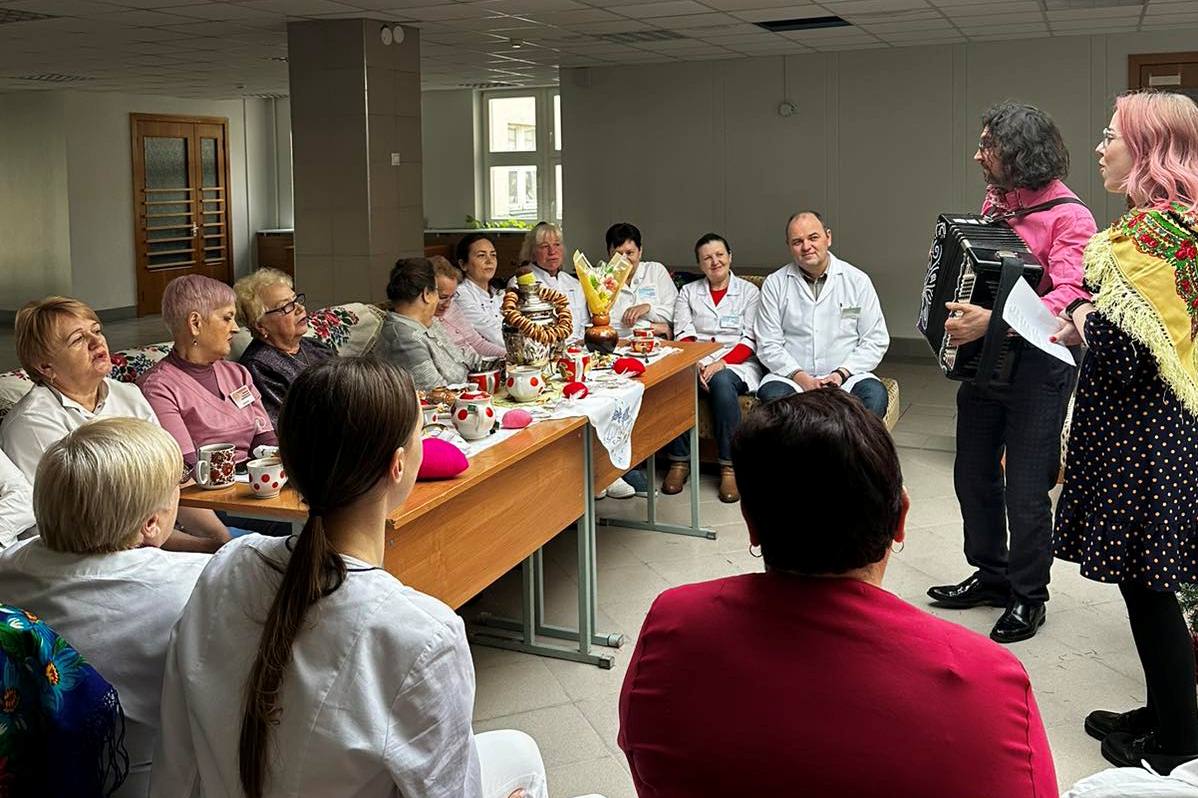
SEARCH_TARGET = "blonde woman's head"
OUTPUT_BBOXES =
[35,418,183,553]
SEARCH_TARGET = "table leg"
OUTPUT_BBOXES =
[597,377,717,540]
[470,432,621,667]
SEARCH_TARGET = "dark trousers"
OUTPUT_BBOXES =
[667,369,749,465]
[756,375,889,417]
[954,347,1076,603]
[1121,582,1198,751]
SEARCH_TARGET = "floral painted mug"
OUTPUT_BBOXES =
[195,443,236,490]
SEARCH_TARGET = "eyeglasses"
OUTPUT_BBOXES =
[1099,128,1120,147]
[262,292,305,317]
[977,137,994,152]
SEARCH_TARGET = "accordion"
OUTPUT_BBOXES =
[917,214,1044,387]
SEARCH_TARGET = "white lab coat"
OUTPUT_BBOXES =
[454,279,505,347]
[673,274,764,390]
[508,264,589,341]
[151,535,483,798]
[609,261,678,338]
[754,253,889,392]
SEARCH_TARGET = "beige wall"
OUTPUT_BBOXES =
[0,90,280,314]
[561,28,1198,342]
[421,88,479,229]
[62,91,273,312]
[0,93,72,309]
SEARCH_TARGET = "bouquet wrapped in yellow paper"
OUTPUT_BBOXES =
[573,250,633,354]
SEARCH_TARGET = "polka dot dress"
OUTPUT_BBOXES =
[1054,312,1198,590]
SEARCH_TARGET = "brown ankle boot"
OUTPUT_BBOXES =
[662,462,689,495]
[718,465,739,503]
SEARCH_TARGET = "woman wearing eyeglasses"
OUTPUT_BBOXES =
[234,269,335,424]
[1052,91,1198,772]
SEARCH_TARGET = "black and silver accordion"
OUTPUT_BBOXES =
[916,214,1044,387]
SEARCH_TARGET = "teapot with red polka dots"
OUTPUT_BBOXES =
[452,390,498,441]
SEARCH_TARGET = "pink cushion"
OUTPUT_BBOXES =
[418,437,468,480]
[613,357,646,376]
[502,409,533,429]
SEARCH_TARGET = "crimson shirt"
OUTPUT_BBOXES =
[619,573,1057,798]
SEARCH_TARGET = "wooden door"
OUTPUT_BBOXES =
[1129,52,1198,103]
[131,114,233,316]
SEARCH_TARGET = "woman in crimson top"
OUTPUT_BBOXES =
[619,389,1057,798]
[662,233,762,504]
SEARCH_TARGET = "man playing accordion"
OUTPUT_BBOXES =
[927,102,1096,643]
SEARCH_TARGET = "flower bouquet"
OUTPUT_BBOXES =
[573,250,633,354]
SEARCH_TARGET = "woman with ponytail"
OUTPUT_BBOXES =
[150,358,575,798]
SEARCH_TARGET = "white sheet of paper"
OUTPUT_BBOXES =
[1001,278,1076,366]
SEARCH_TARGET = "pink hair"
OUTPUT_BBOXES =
[160,274,236,334]
[1114,91,1198,212]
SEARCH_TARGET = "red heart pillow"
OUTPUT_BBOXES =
[418,437,468,480]
[563,381,589,399]
[613,357,646,376]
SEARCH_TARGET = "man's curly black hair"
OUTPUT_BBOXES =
[981,102,1070,191]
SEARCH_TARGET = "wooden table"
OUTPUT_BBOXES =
[181,415,617,667]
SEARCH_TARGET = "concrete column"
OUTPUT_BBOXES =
[287,18,423,309]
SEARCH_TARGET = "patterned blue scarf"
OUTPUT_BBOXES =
[0,604,128,797]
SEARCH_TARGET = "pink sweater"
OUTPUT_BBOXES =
[436,301,506,358]
[138,356,274,464]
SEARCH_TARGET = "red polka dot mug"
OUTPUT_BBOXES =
[247,456,288,499]
[506,366,545,403]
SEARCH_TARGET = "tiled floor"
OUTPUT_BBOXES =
[1,317,1129,796]
[468,357,1130,798]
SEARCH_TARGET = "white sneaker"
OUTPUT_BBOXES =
[595,488,608,500]
[605,477,635,500]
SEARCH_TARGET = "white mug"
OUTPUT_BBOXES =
[247,457,287,499]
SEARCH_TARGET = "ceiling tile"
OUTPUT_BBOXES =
[820,0,930,13]
[615,1,715,18]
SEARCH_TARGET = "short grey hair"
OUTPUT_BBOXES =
[161,274,237,337]
[35,418,182,553]
[234,268,294,337]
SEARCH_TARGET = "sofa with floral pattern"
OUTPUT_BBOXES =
[0,302,384,421]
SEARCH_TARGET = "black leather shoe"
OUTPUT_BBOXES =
[927,574,1009,609]
[989,600,1045,643]
[1102,731,1198,772]
[1086,707,1157,741]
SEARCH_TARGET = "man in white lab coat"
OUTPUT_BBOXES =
[754,211,890,416]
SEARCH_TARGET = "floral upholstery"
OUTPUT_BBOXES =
[0,303,385,421]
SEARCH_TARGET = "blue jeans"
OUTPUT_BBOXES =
[667,368,749,465]
[755,376,888,418]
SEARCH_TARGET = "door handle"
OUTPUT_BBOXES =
[192,225,199,236]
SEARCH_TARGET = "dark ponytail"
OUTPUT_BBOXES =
[238,357,420,797]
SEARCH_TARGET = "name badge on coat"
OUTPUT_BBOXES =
[636,285,658,303]
[841,306,861,319]
[718,313,741,330]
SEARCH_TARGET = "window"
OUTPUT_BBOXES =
[483,88,561,223]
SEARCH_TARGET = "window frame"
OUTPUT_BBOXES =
[481,87,561,223]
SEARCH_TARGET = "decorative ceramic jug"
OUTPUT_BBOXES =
[452,391,497,441]
[584,313,619,354]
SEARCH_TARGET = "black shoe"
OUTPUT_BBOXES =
[1085,707,1157,741]
[1101,730,1198,772]
[990,600,1045,644]
[927,574,1009,609]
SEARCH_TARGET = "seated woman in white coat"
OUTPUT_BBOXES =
[510,221,589,342]
[0,417,209,798]
[604,222,678,339]
[662,233,762,504]
[0,450,34,550]
[754,211,890,417]
[453,232,506,348]
[151,357,577,798]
